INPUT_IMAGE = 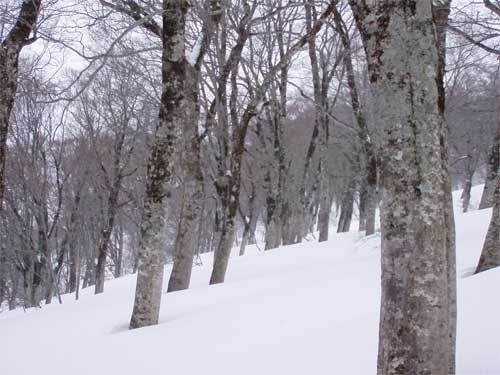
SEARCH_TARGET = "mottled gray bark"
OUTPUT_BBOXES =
[0,0,42,209]
[168,0,222,291]
[167,67,203,292]
[336,179,354,233]
[435,5,457,371]
[479,133,499,209]
[350,1,456,374]
[129,0,189,329]
[475,173,500,273]
[364,160,378,236]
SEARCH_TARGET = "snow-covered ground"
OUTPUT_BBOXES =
[1,185,498,375]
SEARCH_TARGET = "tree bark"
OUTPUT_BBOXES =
[0,0,42,209]
[94,178,120,294]
[479,132,499,209]
[475,173,500,273]
[350,1,456,373]
[336,179,354,233]
[129,0,189,329]
[167,69,203,292]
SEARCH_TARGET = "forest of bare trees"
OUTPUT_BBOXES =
[1,0,499,373]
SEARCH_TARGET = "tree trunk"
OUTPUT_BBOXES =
[129,0,189,329]
[479,133,499,209]
[332,4,378,237]
[210,196,237,284]
[475,173,500,273]
[318,175,333,242]
[435,4,457,373]
[365,157,378,235]
[94,186,120,294]
[264,173,282,250]
[337,180,354,233]
[0,0,42,209]
[358,182,367,232]
[167,70,204,292]
[461,167,474,213]
[350,1,456,374]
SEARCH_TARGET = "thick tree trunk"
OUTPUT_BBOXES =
[475,174,500,273]
[0,0,42,209]
[168,0,222,291]
[479,133,499,209]
[350,1,456,374]
[167,70,203,292]
[129,0,189,329]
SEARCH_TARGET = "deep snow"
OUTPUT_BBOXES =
[1,185,498,375]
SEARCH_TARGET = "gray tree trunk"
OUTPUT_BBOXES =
[318,177,334,242]
[337,180,354,233]
[168,1,221,291]
[461,165,475,213]
[129,0,189,329]
[475,173,500,273]
[350,1,456,374]
[479,133,499,209]
[0,0,42,209]
[167,69,203,292]
[95,163,122,294]
[332,4,378,236]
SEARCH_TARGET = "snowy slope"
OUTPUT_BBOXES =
[1,185,498,375]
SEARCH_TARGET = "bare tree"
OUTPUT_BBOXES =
[349,1,456,373]
[129,0,189,329]
[0,0,42,208]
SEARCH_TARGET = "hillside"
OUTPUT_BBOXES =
[1,185,498,375]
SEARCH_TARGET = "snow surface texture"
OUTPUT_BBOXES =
[1,185,498,375]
